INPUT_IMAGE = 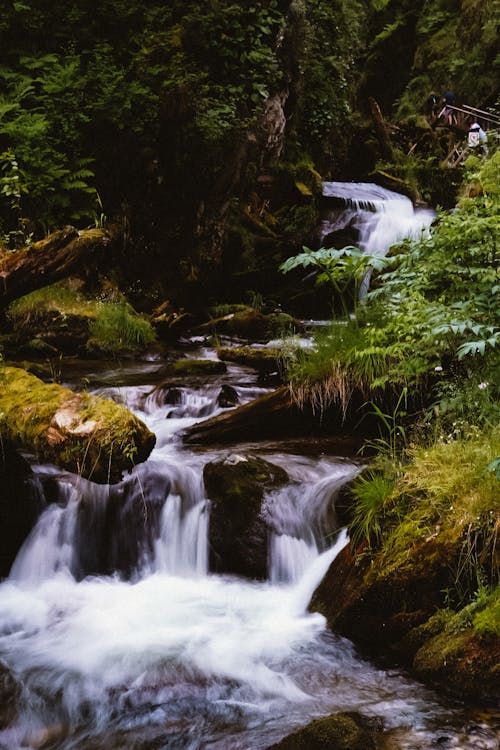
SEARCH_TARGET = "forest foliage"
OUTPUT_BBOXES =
[0,0,367,250]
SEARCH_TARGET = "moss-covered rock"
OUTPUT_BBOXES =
[311,531,466,655]
[217,345,282,373]
[400,605,500,702]
[204,454,288,579]
[310,428,500,701]
[0,367,155,483]
[197,309,304,341]
[7,283,156,357]
[265,712,376,750]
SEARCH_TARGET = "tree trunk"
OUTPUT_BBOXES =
[368,97,394,162]
[0,227,113,307]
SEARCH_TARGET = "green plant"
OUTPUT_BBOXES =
[349,470,394,549]
[363,388,408,461]
[280,246,389,321]
[88,300,156,354]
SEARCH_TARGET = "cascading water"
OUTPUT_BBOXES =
[321,181,435,296]
[0,347,497,748]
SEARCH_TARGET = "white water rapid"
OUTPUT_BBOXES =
[0,325,497,748]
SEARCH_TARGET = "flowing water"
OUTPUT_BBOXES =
[321,181,435,297]
[0,187,497,749]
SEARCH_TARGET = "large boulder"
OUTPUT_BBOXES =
[265,712,377,750]
[204,454,288,579]
[311,533,463,653]
[310,530,499,702]
[0,367,155,483]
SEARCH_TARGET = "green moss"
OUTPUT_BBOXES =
[268,712,375,750]
[88,300,156,354]
[0,366,155,482]
[8,284,156,355]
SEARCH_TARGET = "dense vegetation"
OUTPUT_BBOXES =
[0,0,368,295]
[282,149,499,642]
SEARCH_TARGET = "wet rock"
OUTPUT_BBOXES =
[265,712,377,750]
[75,462,170,577]
[164,386,184,405]
[310,534,460,654]
[409,614,500,702]
[0,442,45,578]
[204,454,288,579]
[217,384,239,408]
[0,661,21,729]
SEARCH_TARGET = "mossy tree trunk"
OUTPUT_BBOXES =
[0,227,114,308]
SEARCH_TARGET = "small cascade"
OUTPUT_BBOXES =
[321,182,434,255]
[267,460,360,584]
[10,459,209,583]
[320,182,434,298]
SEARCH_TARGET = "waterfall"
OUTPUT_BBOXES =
[10,459,209,583]
[320,182,435,296]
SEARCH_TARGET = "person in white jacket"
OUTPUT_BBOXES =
[468,122,488,152]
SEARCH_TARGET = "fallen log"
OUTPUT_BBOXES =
[0,227,112,306]
[0,367,155,483]
[183,385,380,447]
[183,387,302,444]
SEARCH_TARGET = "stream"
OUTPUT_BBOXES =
[0,185,498,749]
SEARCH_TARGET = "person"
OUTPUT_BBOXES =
[441,91,457,125]
[468,121,488,153]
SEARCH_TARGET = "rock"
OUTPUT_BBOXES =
[265,712,377,750]
[204,454,288,579]
[409,613,500,702]
[0,442,45,578]
[0,661,21,729]
[217,384,239,408]
[0,367,155,483]
[310,534,461,654]
[74,462,171,577]
[196,309,304,341]
[12,310,92,356]
[217,345,282,373]
[170,359,227,376]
